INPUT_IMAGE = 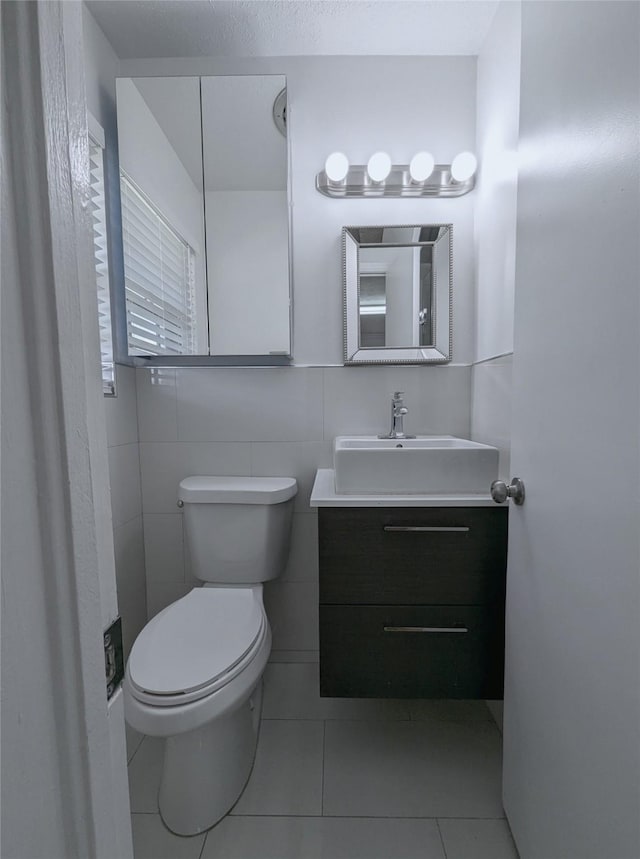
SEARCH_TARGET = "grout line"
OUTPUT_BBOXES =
[472,350,514,367]
[198,828,209,859]
[436,818,449,859]
[113,512,144,531]
[127,734,146,767]
[219,812,507,820]
[321,720,326,816]
[321,367,326,441]
[260,716,413,722]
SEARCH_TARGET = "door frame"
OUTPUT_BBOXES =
[2,2,132,856]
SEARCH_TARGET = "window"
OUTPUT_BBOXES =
[88,116,115,395]
[119,173,197,356]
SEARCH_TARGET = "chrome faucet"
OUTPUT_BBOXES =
[378,391,416,439]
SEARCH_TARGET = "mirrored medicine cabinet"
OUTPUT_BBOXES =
[343,224,452,365]
[115,75,291,364]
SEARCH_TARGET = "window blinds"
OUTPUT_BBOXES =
[120,174,196,356]
[88,137,116,395]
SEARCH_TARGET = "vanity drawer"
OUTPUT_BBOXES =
[319,507,507,605]
[319,604,504,699]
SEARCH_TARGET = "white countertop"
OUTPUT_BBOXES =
[310,469,497,508]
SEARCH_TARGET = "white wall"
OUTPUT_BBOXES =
[471,2,521,480]
[474,2,520,363]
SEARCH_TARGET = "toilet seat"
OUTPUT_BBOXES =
[127,588,266,707]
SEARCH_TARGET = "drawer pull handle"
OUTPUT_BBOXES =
[383,526,470,533]
[383,626,469,634]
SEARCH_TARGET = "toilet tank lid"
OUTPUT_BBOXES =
[178,476,297,504]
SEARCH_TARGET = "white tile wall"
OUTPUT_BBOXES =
[323,365,471,439]
[112,517,147,658]
[104,363,139,446]
[282,513,318,583]
[135,367,178,442]
[471,354,513,480]
[107,442,142,528]
[175,368,324,442]
[104,366,146,660]
[250,442,332,511]
[137,365,472,637]
[264,580,319,652]
[143,514,185,585]
[139,442,251,514]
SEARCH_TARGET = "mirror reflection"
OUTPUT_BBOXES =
[343,225,452,364]
[201,76,290,356]
[115,75,290,360]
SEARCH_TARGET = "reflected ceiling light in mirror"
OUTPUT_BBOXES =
[451,151,478,182]
[409,151,435,183]
[325,152,350,184]
[367,151,392,183]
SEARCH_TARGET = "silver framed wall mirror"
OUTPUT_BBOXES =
[343,224,452,365]
[114,75,291,363]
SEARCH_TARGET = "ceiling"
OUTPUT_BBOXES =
[86,0,500,59]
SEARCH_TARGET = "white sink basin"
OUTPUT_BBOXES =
[333,435,499,495]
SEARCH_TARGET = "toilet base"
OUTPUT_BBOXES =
[158,679,263,835]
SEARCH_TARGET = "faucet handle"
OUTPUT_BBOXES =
[393,390,404,400]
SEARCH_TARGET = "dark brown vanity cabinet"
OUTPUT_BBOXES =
[318,506,508,699]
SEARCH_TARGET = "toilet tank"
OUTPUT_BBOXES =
[178,476,297,584]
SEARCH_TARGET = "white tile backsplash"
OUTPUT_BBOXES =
[108,442,142,528]
[471,354,513,480]
[139,441,251,513]
[323,365,472,439]
[250,441,332,511]
[264,580,319,652]
[112,516,147,658]
[282,513,318,583]
[175,368,324,442]
[143,513,184,585]
[419,365,473,436]
[136,367,178,442]
[105,365,139,447]
[323,366,425,438]
[146,580,191,620]
[137,364,473,650]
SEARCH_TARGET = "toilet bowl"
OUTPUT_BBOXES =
[123,476,297,835]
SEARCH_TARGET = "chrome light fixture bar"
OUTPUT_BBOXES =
[316,151,477,198]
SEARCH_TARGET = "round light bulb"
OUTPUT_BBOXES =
[451,151,477,182]
[409,151,435,183]
[324,152,349,183]
[367,151,392,183]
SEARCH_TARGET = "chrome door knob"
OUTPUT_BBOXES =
[491,477,525,505]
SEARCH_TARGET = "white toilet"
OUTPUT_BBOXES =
[123,475,297,835]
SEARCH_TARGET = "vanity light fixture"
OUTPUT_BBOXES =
[409,151,435,183]
[366,151,392,183]
[451,151,478,183]
[325,151,350,184]
[316,150,477,198]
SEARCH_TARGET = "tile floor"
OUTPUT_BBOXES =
[128,662,519,859]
